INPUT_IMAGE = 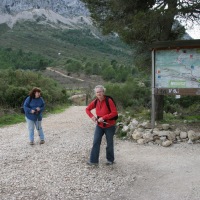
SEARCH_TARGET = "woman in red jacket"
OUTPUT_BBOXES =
[86,85,118,166]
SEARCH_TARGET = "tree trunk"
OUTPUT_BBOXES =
[155,95,164,120]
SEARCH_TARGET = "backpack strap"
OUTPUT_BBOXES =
[94,98,97,108]
[105,96,111,112]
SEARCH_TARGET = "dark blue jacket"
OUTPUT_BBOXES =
[24,96,45,121]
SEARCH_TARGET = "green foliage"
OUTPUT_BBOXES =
[164,96,200,113]
[81,0,198,70]
[0,21,132,71]
[81,0,196,42]
[0,69,70,110]
[0,48,50,70]
[52,29,130,57]
[105,76,151,111]
[102,66,116,81]
[65,59,83,73]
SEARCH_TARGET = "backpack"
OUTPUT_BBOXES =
[20,95,32,114]
[94,95,118,120]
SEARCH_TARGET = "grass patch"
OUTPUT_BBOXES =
[0,104,70,128]
[0,114,26,128]
[160,112,200,124]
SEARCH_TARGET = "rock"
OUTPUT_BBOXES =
[180,131,188,139]
[129,119,139,126]
[138,121,151,129]
[137,139,146,145]
[162,124,170,130]
[155,139,162,145]
[122,125,129,132]
[143,132,153,142]
[174,128,181,136]
[158,131,170,137]
[162,140,172,147]
[167,131,176,141]
[160,136,167,141]
[132,131,143,140]
[188,130,200,141]
[187,139,193,144]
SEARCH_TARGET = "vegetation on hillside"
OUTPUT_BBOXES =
[0,69,69,113]
[0,21,199,125]
[62,58,138,83]
[52,29,131,57]
[0,22,133,67]
[0,48,50,70]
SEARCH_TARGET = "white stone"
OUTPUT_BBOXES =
[122,125,129,132]
[174,128,181,136]
[143,132,153,142]
[132,131,143,140]
[158,131,170,137]
[180,131,188,139]
[162,124,170,130]
[162,140,172,147]
[137,139,146,145]
[167,131,176,141]
[188,130,200,141]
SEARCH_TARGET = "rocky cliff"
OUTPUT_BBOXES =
[0,0,91,28]
[0,0,89,17]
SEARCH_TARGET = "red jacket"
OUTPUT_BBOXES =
[86,96,118,128]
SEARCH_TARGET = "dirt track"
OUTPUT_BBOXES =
[1,106,200,200]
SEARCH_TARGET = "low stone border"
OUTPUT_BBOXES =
[118,119,200,147]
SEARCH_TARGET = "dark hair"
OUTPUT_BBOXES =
[29,87,42,98]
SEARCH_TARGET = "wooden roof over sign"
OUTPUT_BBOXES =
[151,39,200,50]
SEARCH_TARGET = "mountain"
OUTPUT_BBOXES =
[0,0,89,17]
[0,0,91,29]
[0,0,193,70]
[0,8,92,29]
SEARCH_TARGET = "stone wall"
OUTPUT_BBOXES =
[118,119,200,147]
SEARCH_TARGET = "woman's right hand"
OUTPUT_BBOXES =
[91,116,97,124]
[31,109,35,114]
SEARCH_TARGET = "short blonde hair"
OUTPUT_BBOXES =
[94,85,106,93]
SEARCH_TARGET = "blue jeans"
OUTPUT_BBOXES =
[25,117,45,142]
[90,125,115,163]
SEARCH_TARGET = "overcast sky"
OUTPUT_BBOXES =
[186,25,200,39]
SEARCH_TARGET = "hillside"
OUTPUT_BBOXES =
[0,8,133,68]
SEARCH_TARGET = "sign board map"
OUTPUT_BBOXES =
[155,48,200,88]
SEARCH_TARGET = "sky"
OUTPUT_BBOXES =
[186,25,200,39]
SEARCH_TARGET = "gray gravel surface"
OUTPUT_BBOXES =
[1,106,200,200]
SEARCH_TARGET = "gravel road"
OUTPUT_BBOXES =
[1,106,200,200]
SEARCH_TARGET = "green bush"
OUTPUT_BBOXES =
[0,69,70,111]
[0,48,51,70]
[105,76,151,111]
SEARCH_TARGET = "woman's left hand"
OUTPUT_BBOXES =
[36,107,40,111]
[98,117,104,122]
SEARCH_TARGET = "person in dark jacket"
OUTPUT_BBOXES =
[24,87,45,145]
[86,85,118,165]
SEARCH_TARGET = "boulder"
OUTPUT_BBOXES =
[162,140,172,147]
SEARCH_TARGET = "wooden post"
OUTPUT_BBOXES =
[151,49,155,128]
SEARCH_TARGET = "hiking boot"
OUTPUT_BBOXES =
[30,141,34,145]
[40,140,45,144]
[106,161,114,165]
[87,161,98,166]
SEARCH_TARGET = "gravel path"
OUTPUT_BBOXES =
[1,106,200,200]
